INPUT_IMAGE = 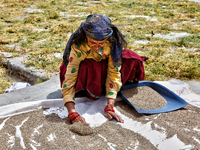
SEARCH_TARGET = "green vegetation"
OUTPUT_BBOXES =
[0,0,200,94]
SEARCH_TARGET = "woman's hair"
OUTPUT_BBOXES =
[71,28,127,48]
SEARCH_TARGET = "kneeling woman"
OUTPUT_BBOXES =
[60,14,147,124]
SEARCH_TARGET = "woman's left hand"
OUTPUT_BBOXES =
[105,110,124,123]
[104,102,124,123]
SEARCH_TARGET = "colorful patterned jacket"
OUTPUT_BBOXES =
[61,42,122,104]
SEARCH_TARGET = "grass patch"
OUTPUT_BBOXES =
[0,0,200,92]
[0,60,13,94]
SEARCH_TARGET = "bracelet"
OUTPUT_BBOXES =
[68,112,80,122]
[104,104,115,113]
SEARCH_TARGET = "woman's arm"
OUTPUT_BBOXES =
[65,102,76,113]
[65,102,88,124]
[107,98,115,106]
[104,55,124,123]
[62,44,88,124]
[61,44,86,105]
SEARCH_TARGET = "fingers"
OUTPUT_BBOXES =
[80,117,89,126]
[105,111,124,123]
[105,111,113,120]
[72,116,89,125]
[110,111,124,123]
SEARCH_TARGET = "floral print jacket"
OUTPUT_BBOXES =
[61,42,122,104]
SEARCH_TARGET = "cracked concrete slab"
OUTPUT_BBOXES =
[0,75,62,107]
[2,57,52,85]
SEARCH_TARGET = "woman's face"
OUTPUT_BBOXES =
[86,35,107,52]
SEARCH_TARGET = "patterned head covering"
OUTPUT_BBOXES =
[81,14,113,41]
[63,14,123,67]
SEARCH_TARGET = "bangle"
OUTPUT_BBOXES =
[68,112,80,122]
[104,104,115,112]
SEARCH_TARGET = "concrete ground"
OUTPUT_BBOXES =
[0,75,62,107]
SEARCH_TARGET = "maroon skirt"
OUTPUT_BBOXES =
[60,49,147,99]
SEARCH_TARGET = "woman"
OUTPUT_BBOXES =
[60,14,147,125]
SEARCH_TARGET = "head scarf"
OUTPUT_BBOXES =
[63,14,123,67]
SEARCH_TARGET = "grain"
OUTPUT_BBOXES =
[69,122,95,135]
[0,103,200,149]
[121,86,167,110]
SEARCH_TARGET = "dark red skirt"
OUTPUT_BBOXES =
[60,49,147,99]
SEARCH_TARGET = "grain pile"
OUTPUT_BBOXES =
[1,100,200,149]
[0,109,157,150]
[69,122,95,135]
[121,86,167,110]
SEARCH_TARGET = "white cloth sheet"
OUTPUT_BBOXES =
[0,79,199,119]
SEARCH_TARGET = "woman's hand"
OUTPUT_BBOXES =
[72,115,89,125]
[104,98,124,123]
[68,112,89,125]
[105,110,124,123]
[65,102,89,125]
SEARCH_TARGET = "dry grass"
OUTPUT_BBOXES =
[0,0,200,93]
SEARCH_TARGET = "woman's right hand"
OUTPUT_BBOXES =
[72,115,89,125]
[68,111,89,125]
[65,102,89,125]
